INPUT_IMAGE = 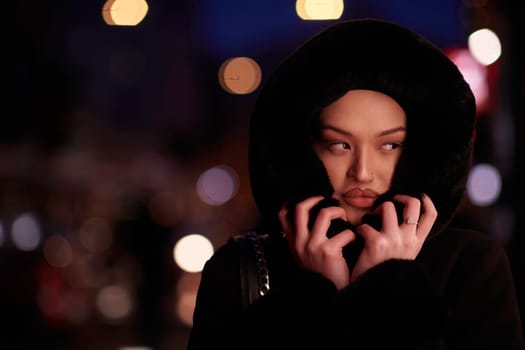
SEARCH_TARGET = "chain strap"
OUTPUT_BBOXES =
[246,231,270,296]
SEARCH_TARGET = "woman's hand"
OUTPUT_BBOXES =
[278,196,356,290]
[350,193,437,282]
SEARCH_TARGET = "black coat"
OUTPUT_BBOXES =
[188,18,524,350]
[188,227,524,349]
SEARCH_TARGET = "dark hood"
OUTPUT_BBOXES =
[249,18,476,237]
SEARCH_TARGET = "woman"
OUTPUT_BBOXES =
[187,18,524,349]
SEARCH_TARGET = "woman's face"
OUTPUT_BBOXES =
[312,89,407,225]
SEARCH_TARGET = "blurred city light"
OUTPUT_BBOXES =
[175,272,200,325]
[446,47,490,114]
[78,217,113,253]
[467,163,502,206]
[468,28,502,66]
[218,57,262,95]
[176,290,197,326]
[11,212,42,251]
[96,285,134,322]
[43,234,74,268]
[102,0,149,26]
[196,165,239,206]
[296,0,344,20]
[173,234,214,273]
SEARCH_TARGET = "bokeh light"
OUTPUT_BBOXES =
[11,212,42,251]
[467,163,502,206]
[468,28,502,66]
[175,273,201,326]
[102,0,149,26]
[196,165,239,206]
[446,47,489,114]
[43,234,74,268]
[96,285,134,322]
[62,291,90,324]
[296,0,344,20]
[176,290,197,326]
[218,57,262,95]
[78,217,113,253]
[36,264,69,321]
[66,254,108,289]
[173,234,214,273]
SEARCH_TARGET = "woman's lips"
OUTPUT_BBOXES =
[342,188,379,208]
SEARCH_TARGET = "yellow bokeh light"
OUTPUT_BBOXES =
[102,0,149,26]
[218,57,262,95]
[296,0,344,20]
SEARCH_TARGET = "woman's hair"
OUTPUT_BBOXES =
[249,18,476,236]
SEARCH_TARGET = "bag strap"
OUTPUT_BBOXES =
[232,231,270,310]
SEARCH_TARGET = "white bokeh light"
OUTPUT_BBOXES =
[11,212,42,251]
[468,28,502,66]
[173,234,214,273]
[467,163,502,206]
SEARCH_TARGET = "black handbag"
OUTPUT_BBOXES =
[232,231,270,310]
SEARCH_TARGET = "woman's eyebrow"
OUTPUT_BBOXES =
[319,125,352,137]
[319,125,407,137]
[379,126,407,136]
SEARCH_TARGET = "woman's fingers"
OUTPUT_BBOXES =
[415,193,437,239]
[309,205,349,242]
[279,197,356,253]
[278,204,292,236]
[377,201,399,232]
[293,196,324,230]
[285,196,324,252]
[392,194,422,227]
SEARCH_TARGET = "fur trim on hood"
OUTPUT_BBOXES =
[248,18,476,237]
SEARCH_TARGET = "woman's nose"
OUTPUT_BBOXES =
[347,153,374,183]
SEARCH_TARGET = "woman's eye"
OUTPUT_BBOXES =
[382,142,402,151]
[328,142,350,151]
